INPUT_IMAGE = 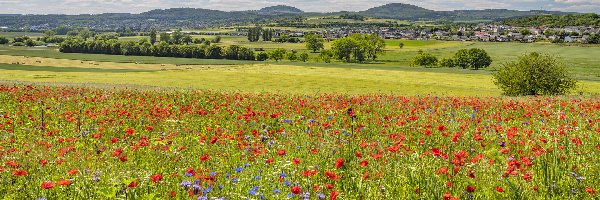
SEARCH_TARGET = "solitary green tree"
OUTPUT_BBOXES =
[77,29,94,40]
[299,52,309,62]
[160,33,170,43]
[305,34,324,52]
[411,52,439,67]
[453,48,492,70]
[0,36,8,44]
[268,48,287,61]
[493,52,577,96]
[149,29,157,45]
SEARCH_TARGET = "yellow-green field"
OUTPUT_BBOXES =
[0,54,599,96]
[1,37,599,96]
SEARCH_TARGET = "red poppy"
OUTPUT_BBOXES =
[360,160,368,167]
[41,181,55,189]
[266,158,274,164]
[151,174,162,182]
[6,160,20,168]
[292,158,301,164]
[13,169,28,176]
[335,158,344,169]
[119,156,128,162]
[326,184,334,190]
[325,171,339,180]
[128,181,139,188]
[330,191,339,200]
[466,185,476,193]
[291,185,302,194]
[496,186,504,193]
[58,179,72,186]
[39,159,48,165]
[523,173,532,181]
[278,149,286,156]
[586,188,596,195]
[68,169,78,175]
[436,167,448,174]
[200,154,210,162]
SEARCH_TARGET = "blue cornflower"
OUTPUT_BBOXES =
[254,175,261,180]
[283,180,291,186]
[192,185,202,194]
[197,195,208,200]
[244,163,250,167]
[284,119,291,123]
[185,173,194,177]
[317,193,326,200]
[301,192,310,198]
[210,172,217,177]
[38,198,47,200]
[225,173,231,178]
[204,186,213,193]
[218,185,224,189]
[280,173,287,178]
[180,181,192,189]
[231,178,239,183]
[236,167,243,173]
[273,188,281,194]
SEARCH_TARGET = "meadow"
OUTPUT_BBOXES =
[0,38,600,95]
[0,85,598,199]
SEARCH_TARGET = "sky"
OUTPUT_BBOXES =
[0,0,599,14]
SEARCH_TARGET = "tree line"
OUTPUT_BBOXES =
[59,38,256,61]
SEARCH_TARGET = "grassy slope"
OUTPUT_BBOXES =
[0,39,599,95]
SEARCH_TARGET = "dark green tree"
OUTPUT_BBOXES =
[305,34,324,53]
[149,29,157,45]
[453,48,492,70]
[411,52,439,67]
[493,52,577,96]
[268,48,287,61]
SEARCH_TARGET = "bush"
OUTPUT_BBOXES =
[453,48,492,70]
[410,52,438,67]
[286,52,297,61]
[256,52,268,61]
[438,58,456,68]
[493,52,577,96]
[299,52,309,62]
[0,36,8,44]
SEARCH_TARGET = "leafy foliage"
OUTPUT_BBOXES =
[503,13,600,27]
[0,36,9,44]
[453,48,492,70]
[493,52,578,96]
[331,34,385,62]
[305,34,324,53]
[411,52,438,67]
[268,48,287,61]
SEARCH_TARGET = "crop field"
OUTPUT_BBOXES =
[0,85,598,199]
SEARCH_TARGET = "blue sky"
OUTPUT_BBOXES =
[0,0,599,14]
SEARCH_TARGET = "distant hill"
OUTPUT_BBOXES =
[0,3,583,31]
[502,13,600,27]
[359,3,573,21]
[359,3,441,20]
[259,5,303,15]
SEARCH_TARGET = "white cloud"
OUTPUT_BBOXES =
[0,0,598,14]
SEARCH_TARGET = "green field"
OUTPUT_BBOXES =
[0,39,599,95]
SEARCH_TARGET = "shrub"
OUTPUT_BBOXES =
[299,52,309,62]
[0,36,8,44]
[256,52,268,61]
[410,52,438,67]
[493,52,577,96]
[453,48,492,70]
[438,58,456,68]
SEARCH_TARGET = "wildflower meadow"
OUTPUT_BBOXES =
[0,85,598,199]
